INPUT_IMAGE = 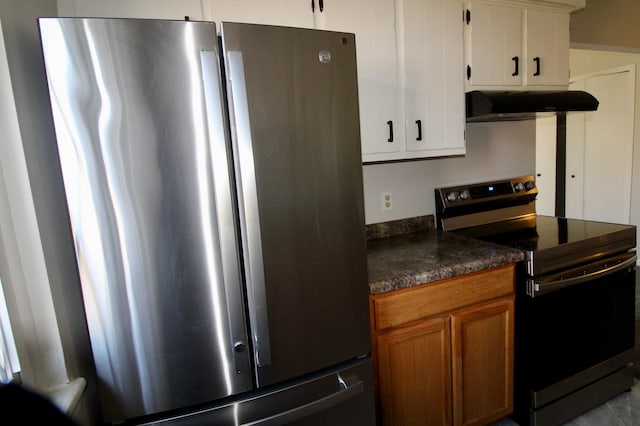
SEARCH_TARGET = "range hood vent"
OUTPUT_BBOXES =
[466,90,599,122]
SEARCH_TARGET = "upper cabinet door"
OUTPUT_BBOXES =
[464,1,523,88]
[57,0,204,19]
[464,0,572,91]
[402,0,465,155]
[524,9,569,86]
[203,0,314,28]
[318,0,404,160]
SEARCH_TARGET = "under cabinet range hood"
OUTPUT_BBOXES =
[466,90,599,122]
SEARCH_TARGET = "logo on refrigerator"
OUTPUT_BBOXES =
[318,50,331,64]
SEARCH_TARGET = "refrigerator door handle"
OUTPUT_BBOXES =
[242,374,364,426]
[201,50,251,373]
[226,50,272,368]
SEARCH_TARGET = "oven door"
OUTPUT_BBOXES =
[515,251,636,424]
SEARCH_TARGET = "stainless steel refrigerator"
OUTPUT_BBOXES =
[38,18,374,425]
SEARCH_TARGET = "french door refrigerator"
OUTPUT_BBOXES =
[38,18,374,425]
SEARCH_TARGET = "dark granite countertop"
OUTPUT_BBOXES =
[367,216,524,295]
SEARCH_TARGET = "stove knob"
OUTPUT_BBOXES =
[459,190,470,200]
[446,191,458,202]
[525,180,536,191]
[514,182,524,192]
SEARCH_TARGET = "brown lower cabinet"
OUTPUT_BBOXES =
[370,264,515,426]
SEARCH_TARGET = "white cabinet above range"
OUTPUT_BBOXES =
[463,0,583,91]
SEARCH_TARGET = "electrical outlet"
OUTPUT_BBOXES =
[381,192,392,211]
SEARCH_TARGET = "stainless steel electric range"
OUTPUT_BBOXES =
[435,176,637,426]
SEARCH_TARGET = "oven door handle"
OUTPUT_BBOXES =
[529,253,637,297]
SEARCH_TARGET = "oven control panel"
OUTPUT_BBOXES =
[436,176,537,207]
[435,176,538,230]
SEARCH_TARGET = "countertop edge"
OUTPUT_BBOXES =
[368,250,524,295]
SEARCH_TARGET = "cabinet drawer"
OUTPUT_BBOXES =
[370,264,515,331]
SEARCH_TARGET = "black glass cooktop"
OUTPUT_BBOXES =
[476,215,633,250]
[456,215,637,276]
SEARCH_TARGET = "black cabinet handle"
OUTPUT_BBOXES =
[533,57,541,76]
[416,120,422,141]
[512,56,519,76]
[387,121,394,143]
[311,0,324,12]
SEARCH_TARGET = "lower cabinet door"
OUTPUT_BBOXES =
[376,316,453,426]
[451,296,514,426]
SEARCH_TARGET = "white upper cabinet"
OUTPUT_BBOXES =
[318,0,465,162]
[202,0,314,28]
[464,0,577,91]
[57,0,205,20]
[316,0,404,161]
[400,0,465,157]
[463,1,523,87]
[524,9,569,86]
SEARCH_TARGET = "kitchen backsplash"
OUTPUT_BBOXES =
[362,120,536,225]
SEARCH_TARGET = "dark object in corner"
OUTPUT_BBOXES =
[0,383,78,425]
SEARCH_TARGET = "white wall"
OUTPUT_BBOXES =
[363,120,537,224]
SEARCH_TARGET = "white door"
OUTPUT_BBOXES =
[534,116,557,216]
[566,64,636,224]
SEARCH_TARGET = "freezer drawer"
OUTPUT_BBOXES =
[139,357,375,426]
